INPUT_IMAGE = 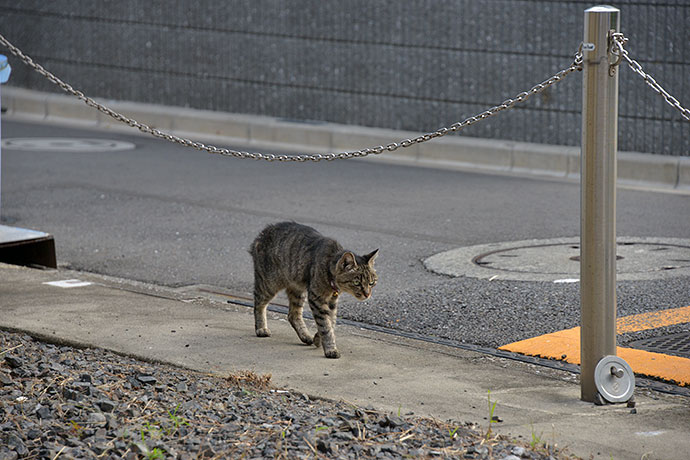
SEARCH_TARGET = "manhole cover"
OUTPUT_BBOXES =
[1,138,136,152]
[629,332,690,359]
[424,237,690,282]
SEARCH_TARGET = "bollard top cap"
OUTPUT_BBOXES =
[0,54,11,84]
[585,5,620,13]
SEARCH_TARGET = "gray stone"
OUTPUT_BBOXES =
[316,439,335,454]
[137,374,157,385]
[0,448,18,460]
[104,413,119,430]
[6,434,27,456]
[0,373,12,386]
[333,431,355,441]
[87,412,107,426]
[35,405,52,419]
[3,356,23,369]
[95,399,116,412]
[63,388,82,401]
[511,446,526,457]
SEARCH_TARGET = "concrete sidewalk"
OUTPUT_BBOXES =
[1,262,688,460]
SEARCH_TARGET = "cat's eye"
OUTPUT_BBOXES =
[353,280,361,286]
[369,280,376,286]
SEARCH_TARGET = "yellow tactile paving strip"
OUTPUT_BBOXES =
[616,305,690,334]
[499,306,690,386]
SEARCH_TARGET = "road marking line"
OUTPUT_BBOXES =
[635,431,666,437]
[43,279,93,288]
[499,306,690,386]
[554,278,579,284]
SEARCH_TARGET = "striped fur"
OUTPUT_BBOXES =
[249,222,378,359]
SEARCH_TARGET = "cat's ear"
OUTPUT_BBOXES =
[337,252,358,272]
[364,249,379,267]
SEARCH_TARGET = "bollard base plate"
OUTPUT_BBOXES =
[594,355,635,403]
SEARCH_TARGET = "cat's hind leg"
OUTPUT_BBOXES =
[253,281,275,338]
[286,287,313,345]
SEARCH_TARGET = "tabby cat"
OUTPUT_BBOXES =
[249,222,379,359]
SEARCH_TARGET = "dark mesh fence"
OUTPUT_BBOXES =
[0,1,687,155]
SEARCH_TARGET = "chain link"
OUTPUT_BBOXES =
[611,33,690,122]
[0,32,586,162]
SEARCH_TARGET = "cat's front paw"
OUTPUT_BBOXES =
[324,349,340,359]
[312,332,321,348]
[255,327,272,337]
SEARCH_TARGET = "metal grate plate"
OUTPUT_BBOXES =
[629,332,690,359]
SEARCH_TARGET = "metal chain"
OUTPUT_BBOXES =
[0,32,583,162]
[611,33,690,122]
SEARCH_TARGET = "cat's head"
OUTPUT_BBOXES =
[334,249,379,301]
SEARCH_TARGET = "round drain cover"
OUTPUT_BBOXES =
[1,138,135,152]
[424,237,690,282]
[594,355,635,403]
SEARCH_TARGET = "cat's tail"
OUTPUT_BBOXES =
[248,240,258,258]
[248,233,264,260]
[248,223,276,258]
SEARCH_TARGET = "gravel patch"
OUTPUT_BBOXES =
[0,330,575,460]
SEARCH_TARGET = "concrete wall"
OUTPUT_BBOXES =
[0,1,688,156]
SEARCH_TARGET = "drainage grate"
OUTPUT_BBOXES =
[629,332,690,359]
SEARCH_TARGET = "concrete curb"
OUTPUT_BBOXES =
[3,86,688,191]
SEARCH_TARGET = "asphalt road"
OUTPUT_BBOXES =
[2,119,689,349]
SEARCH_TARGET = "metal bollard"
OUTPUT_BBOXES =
[580,5,620,403]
